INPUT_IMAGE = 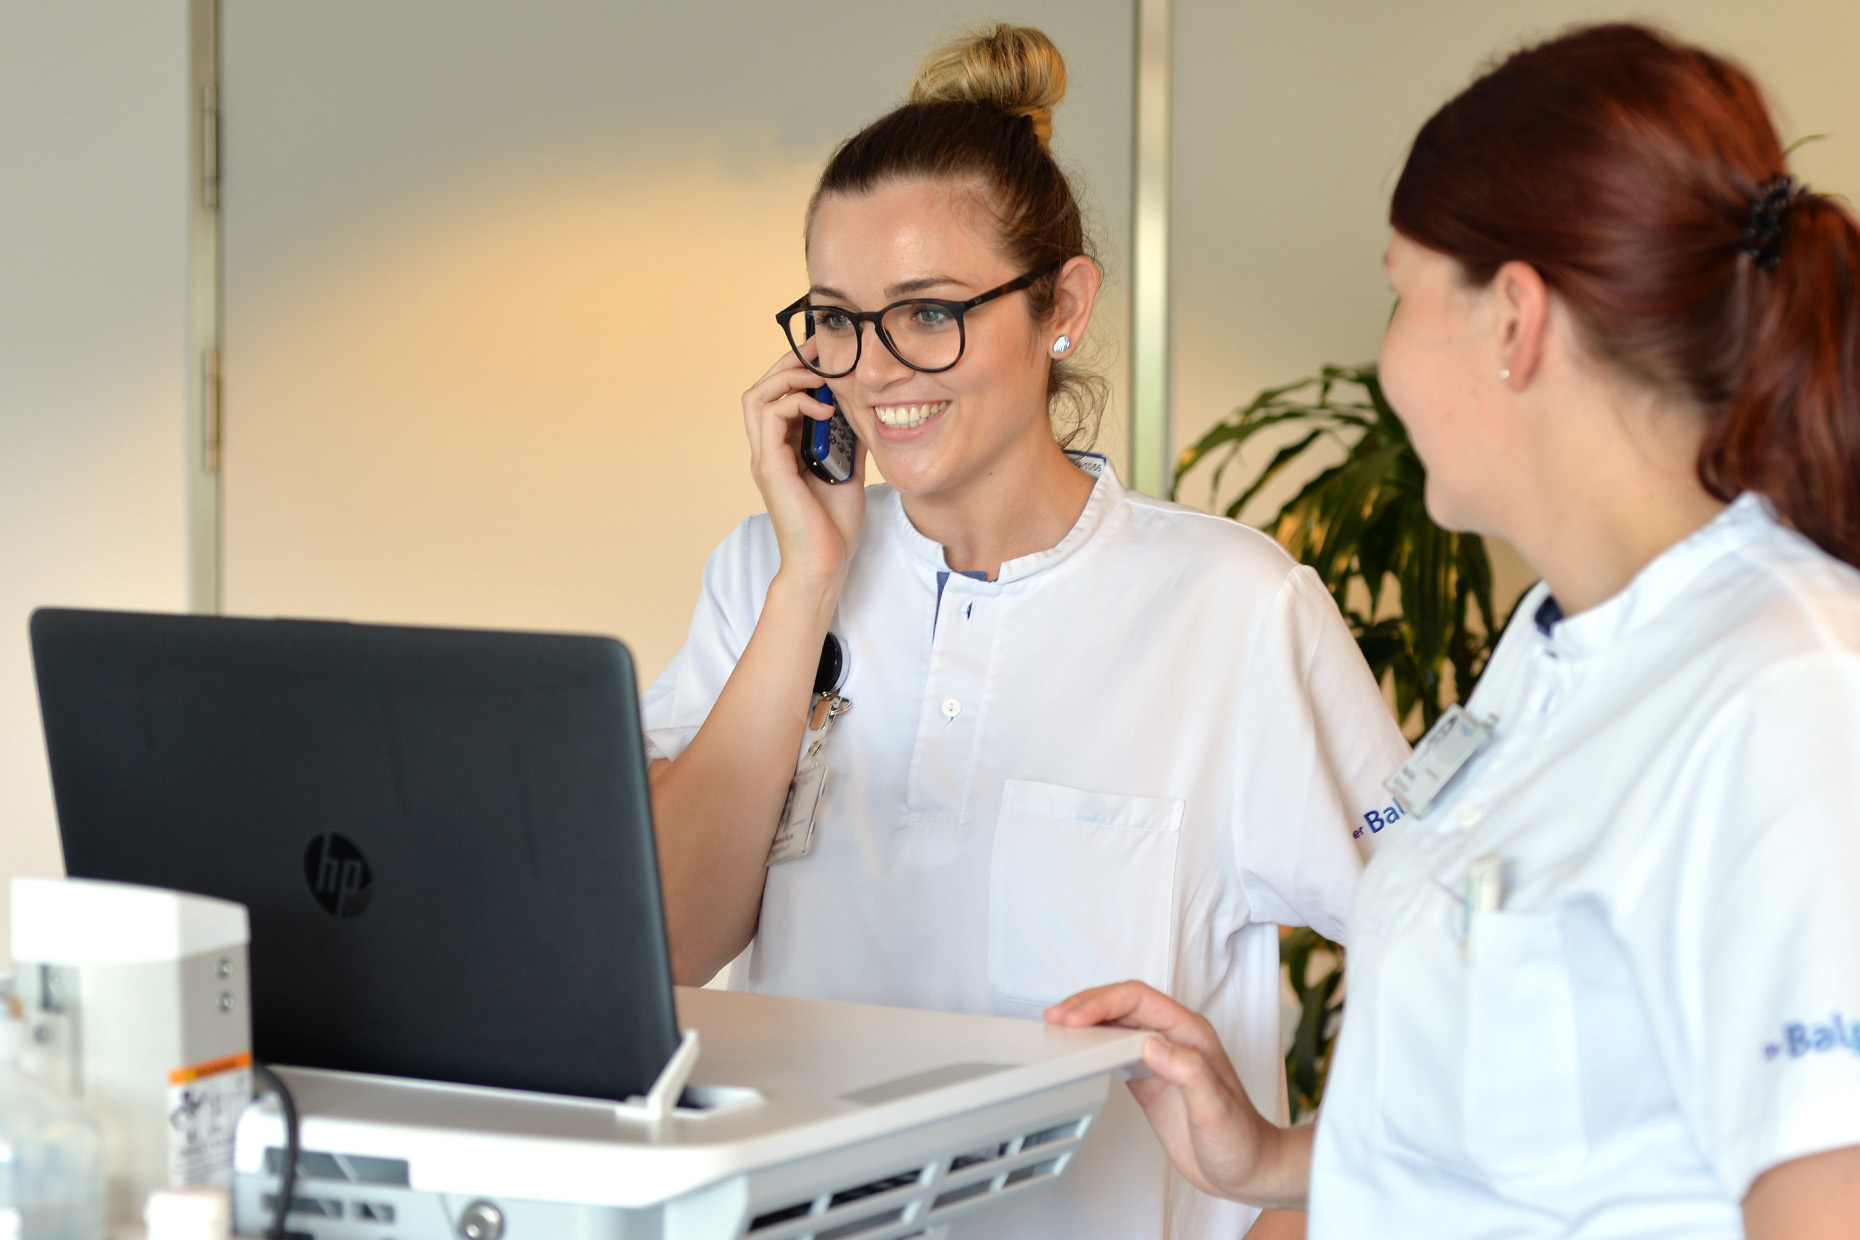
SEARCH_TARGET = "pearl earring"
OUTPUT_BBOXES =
[1500,367,1511,382]
[1052,335,1072,355]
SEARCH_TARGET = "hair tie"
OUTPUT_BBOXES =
[1741,175,1800,269]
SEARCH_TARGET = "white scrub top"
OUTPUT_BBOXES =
[1312,494,1860,1238]
[644,463,1409,1240]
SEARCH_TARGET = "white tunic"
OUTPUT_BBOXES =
[645,464,1408,1240]
[1312,495,1860,1238]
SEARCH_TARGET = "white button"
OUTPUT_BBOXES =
[941,697,962,719]
[1457,804,1483,829]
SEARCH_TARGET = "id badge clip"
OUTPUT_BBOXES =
[1384,703,1495,818]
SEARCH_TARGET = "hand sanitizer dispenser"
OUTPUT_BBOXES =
[10,878,252,1231]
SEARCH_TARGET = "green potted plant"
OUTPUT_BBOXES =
[1174,362,1518,1118]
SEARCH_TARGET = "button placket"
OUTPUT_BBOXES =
[903,580,995,825]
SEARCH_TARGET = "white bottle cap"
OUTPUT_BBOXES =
[144,1186,232,1240]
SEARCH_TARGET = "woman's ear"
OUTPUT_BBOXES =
[1494,259,1550,388]
[1047,255,1102,355]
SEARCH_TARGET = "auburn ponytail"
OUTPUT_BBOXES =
[1391,23,1860,567]
[1703,195,1860,565]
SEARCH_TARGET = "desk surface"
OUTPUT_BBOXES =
[238,986,1151,1208]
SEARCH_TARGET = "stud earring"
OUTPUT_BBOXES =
[1500,367,1511,382]
[1052,335,1072,355]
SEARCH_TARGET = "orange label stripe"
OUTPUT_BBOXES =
[167,1050,253,1086]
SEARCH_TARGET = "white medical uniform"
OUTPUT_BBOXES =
[1312,494,1860,1238]
[644,463,1408,1240]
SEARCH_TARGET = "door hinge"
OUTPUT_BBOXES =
[201,83,220,210]
[202,349,222,474]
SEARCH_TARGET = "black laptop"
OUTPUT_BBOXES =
[30,608,680,1104]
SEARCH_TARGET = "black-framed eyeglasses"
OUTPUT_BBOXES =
[775,259,1067,378]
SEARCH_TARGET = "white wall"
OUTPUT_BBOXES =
[10,1,1858,968]
[217,1,1135,690]
[0,1,194,965]
[1170,0,1860,609]
[0,0,1131,968]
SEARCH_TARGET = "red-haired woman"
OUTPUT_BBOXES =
[1050,23,1860,1237]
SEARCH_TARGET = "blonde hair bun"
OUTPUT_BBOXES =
[908,23,1067,147]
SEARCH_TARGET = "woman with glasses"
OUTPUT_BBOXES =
[1049,23,1860,1239]
[641,24,1407,1240]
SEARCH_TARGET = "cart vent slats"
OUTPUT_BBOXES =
[750,1201,817,1231]
[739,1111,1092,1240]
[817,1207,906,1239]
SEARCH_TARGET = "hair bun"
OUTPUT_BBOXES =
[908,23,1067,146]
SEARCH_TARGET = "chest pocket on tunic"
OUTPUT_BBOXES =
[1380,906,1589,1179]
[987,779,1183,1007]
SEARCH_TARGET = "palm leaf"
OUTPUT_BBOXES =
[1174,362,1525,1114]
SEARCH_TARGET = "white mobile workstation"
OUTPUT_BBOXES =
[233,987,1152,1240]
[27,613,1155,1240]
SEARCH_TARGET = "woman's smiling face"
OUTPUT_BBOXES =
[805,177,1059,499]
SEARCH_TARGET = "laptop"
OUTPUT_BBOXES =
[29,608,680,1104]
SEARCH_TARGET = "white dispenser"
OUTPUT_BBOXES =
[10,878,252,1231]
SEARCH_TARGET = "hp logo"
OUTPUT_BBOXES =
[303,833,374,919]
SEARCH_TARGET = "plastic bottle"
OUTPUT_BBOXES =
[0,1005,104,1240]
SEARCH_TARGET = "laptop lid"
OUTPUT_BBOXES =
[30,608,679,1104]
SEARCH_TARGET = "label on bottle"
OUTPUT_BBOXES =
[166,1051,253,1188]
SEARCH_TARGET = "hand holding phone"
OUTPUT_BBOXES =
[800,385,858,485]
[742,348,867,583]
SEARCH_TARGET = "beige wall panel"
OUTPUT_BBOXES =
[1172,0,1860,610]
[0,1,192,963]
[220,1,1135,687]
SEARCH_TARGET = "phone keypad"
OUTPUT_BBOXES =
[826,419,854,460]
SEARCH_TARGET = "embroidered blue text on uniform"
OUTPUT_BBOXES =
[1764,1013,1860,1061]
[1355,802,1406,839]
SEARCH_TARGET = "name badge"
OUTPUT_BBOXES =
[768,764,828,865]
[767,692,850,866]
[1385,703,1494,817]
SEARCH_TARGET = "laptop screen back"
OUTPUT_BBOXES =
[30,608,679,1103]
